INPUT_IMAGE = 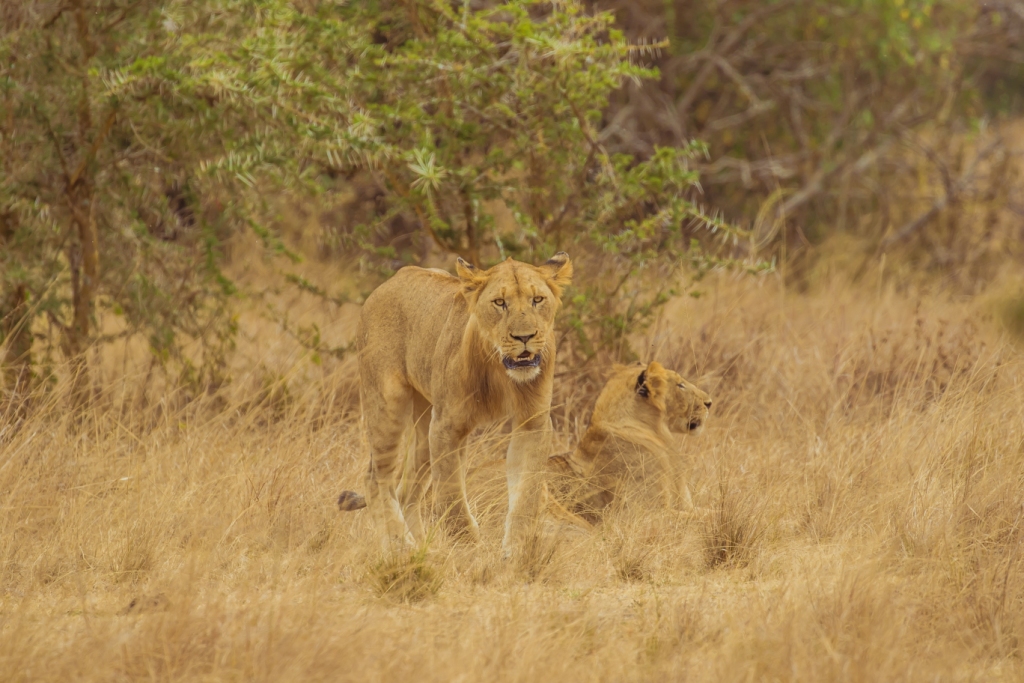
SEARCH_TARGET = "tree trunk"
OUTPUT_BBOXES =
[65,189,98,404]
[1,284,32,395]
[67,199,98,358]
[65,0,99,404]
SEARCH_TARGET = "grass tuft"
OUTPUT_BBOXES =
[368,548,443,603]
[700,482,766,570]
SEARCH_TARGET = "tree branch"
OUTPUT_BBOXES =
[675,0,797,121]
[69,108,117,188]
[879,138,1002,250]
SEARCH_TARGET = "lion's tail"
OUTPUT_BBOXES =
[337,490,368,511]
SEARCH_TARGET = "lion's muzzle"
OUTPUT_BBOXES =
[502,352,542,370]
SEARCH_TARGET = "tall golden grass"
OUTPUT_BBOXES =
[2,268,1023,682]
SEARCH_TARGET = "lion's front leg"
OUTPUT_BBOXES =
[503,415,552,559]
[428,415,480,542]
[360,379,415,552]
[398,393,433,544]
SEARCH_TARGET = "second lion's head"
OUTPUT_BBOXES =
[457,253,573,383]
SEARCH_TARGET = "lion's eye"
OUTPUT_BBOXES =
[493,299,506,308]
[533,296,544,305]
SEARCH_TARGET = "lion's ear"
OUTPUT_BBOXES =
[637,362,669,411]
[456,256,487,298]
[540,252,573,298]
[635,370,650,398]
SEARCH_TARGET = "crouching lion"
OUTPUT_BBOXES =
[353,253,572,556]
[547,360,712,523]
[338,360,712,528]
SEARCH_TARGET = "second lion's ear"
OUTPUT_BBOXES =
[637,362,668,411]
[636,370,650,398]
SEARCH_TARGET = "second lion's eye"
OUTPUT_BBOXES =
[533,296,544,305]
[494,299,506,308]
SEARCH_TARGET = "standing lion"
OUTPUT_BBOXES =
[354,253,572,557]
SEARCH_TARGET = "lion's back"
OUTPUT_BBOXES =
[358,267,459,341]
[357,266,466,393]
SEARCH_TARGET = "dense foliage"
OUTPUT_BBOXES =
[2,0,1022,395]
[1,1,237,393]
[169,0,749,356]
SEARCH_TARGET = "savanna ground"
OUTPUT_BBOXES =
[2,255,1024,683]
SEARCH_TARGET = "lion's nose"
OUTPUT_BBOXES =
[511,333,536,345]
[704,400,713,409]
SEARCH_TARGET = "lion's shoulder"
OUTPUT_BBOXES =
[362,266,462,312]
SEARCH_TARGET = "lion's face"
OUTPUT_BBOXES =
[662,369,712,436]
[457,253,573,383]
[629,362,712,435]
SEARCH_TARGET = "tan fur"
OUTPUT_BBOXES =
[355,253,572,556]
[548,361,712,523]
[340,360,710,530]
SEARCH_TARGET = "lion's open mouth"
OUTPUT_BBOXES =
[503,352,541,370]
[688,420,702,431]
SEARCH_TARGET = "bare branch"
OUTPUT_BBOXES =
[879,138,1003,250]
[674,0,797,121]
[42,3,71,29]
[705,100,776,133]
[69,108,117,188]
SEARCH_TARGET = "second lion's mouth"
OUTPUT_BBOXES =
[688,420,702,431]
[503,352,541,370]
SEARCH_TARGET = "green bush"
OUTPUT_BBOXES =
[1,1,238,393]
[170,0,758,361]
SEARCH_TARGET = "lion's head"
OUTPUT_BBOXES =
[593,361,712,439]
[456,253,573,383]
[653,365,712,436]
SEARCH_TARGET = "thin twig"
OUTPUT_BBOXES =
[879,138,1002,250]
[675,0,797,120]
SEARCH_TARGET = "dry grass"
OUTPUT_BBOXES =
[2,269,1024,682]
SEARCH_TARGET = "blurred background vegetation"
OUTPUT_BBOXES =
[2,0,1023,403]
